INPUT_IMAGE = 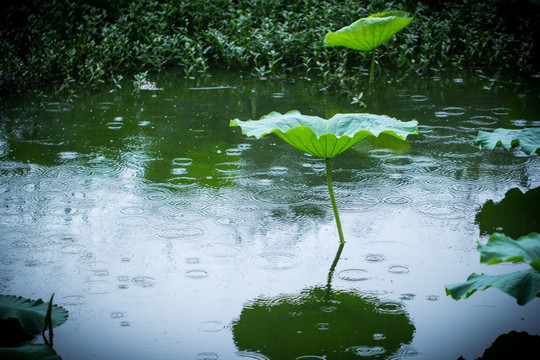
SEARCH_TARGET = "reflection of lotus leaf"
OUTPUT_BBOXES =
[232,287,415,359]
[475,187,540,238]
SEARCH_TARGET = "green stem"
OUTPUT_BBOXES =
[369,50,376,84]
[325,158,345,244]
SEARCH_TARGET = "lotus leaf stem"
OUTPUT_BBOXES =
[325,158,345,244]
[369,50,376,84]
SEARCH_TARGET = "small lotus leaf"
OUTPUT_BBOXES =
[445,269,540,305]
[0,295,69,335]
[325,11,413,51]
[476,128,540,155]
[478,233,540,271]
[230,110,418,158]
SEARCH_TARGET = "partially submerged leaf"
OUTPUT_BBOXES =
[476,128,540,155]
[325,11,413,51]
[0,295,68,335]
[445,269,540,305]
[230,110,418,158]
[479,233,540,270]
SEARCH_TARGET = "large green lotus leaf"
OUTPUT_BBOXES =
[325,11,413,51]
[230,110,418,158]
[0,295,68,335]
[479,233,540,271]
[445,269,540,305]
[0,344,62,360]
[476,128,540,155]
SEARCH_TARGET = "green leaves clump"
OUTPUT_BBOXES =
[0,295,68,335]
[230,110,418,159]
[476,128,540,155]
[446,233,540,305]
[0,294,68,359]
[325,11,413,51]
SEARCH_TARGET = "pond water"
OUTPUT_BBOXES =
[1,69,539,360]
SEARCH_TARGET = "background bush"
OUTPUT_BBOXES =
[1,0,538,93]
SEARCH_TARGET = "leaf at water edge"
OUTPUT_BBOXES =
[445,269,540,305]
[325,11,413,51]
[0,295,68,335]
[0,344,62,360]
[479,233,540,271]
[230,110,418,158]
[476,128,540,155]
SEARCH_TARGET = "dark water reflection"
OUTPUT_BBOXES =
[0,69,539,359]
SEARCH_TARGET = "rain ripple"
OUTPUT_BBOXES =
[347,346,386,357]
[337,269,370,281]
[252,253,299,270]
[131,276,157,288]
[375,301,408,314]
[198,320,226,332]
[235,352,271,360]
[434,107,466,118]
[201,243,243,258]
[413,202,469,219]
[249,187,308,205]
[196,353,219,360]
[158,227,204,239]
[381,156,441,174]
[388,265,410,274]
[186,270,208,279]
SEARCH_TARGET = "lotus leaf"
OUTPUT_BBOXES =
[324,11,413,51]
[478,233,540,271]
[446,233,540,305]
[231,110,417,243]
[229,110,418,158]
[476,128,540,155]
[446,270,540,306]
[0,295,68,335]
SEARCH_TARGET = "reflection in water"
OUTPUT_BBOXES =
[475,187,540,238]
[232,244,415,359]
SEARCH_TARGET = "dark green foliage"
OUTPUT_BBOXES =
[1,0,538,93]
[475,187,540,239]
[477,331,540,360]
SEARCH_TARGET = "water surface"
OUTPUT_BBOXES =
[1,69,539,359]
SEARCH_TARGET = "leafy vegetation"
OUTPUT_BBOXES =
[476,128,540,155]
[446,128,540,306]
[445,233,540,305]
[0,294,68,359]
[1,0,539,93]
[231,111,418,243]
